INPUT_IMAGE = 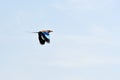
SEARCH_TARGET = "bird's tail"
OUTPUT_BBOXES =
[32,32,39,33]
[25,31,39,34]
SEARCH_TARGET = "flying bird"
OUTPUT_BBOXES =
[33,30,53,45]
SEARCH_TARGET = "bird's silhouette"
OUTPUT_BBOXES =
[33,30,53,45]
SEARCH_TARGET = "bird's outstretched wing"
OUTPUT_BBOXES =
[38,32,45,45]
[42,32,50,43]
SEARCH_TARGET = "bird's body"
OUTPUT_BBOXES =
[33,30,53,45]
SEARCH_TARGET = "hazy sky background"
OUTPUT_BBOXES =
[0,0,120,80]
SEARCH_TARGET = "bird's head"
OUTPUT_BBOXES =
[40,30,53,33]
[47,30,53,33]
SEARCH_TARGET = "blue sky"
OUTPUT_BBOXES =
[0,0,120,80]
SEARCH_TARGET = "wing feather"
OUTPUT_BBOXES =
[38,32,45,45]
[42,32,50,43]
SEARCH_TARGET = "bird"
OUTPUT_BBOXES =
[33,30,53,45]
